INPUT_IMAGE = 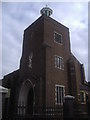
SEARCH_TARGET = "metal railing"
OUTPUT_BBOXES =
[2,105,63,120]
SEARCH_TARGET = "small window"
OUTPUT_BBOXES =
[45,10,47,15]
[80,91,85,103]
[28,53,33,68]
[55,85,65,104]
[55,56,64,70]
[54,32,62,44]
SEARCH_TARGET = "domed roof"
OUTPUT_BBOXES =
[40,5,53,17]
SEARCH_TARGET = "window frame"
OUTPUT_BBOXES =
[80,91,86,104]
[55,55,64,70]
[54,31,62,45]
[55,85,65,105]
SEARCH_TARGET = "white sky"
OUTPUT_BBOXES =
[0,1,89,81]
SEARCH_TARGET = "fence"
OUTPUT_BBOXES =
[2,105,63,120]
[2,102,90,120]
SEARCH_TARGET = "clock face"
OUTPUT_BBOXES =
[28,53,33,68]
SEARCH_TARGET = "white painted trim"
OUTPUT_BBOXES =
[55,84,65,88]
[80,90,86,104]
[54,55,64,70]
[55,84,65,105]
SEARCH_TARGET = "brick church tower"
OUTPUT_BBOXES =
[2,6,90,119]
[17,5,71,114]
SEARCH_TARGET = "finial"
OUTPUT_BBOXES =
[46,4,48,7]
[40,6,53,17]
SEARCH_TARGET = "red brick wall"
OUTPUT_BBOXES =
[43,16,71,106]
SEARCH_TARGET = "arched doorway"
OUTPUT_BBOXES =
[18,79,35,115]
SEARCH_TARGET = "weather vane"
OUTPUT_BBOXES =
[46,4,48,7]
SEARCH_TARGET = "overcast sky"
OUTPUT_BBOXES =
[1,2,89,81]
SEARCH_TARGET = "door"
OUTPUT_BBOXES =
[27,87,34,114]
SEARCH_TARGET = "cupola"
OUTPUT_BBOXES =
[40,5,53,17]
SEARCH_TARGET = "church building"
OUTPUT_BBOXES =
[2,6,90,119]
